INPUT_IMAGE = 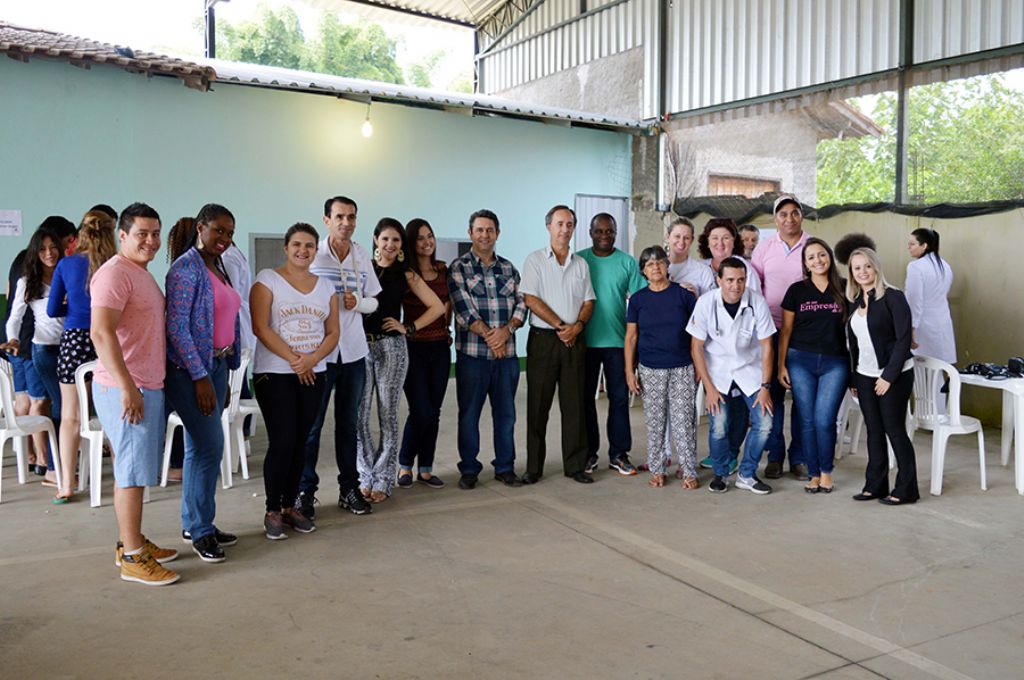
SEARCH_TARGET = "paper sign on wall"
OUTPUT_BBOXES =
[0,210,22,236]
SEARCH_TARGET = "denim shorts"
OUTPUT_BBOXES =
[93,382,165,488]
[11,353,46,399]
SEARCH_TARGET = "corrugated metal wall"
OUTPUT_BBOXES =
[478,0,661,118]
[478,0,1024,120]
[915,0,1024,62]
[665,0,899,113]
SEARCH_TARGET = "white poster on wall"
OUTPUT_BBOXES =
[0,210,22,236]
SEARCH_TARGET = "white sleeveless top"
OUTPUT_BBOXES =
[252,269,335,375]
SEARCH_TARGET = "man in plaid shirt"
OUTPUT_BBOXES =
[448,209,527,490]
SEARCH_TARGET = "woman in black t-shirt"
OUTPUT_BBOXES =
[778,238,849,493]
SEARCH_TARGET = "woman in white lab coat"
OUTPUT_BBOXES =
[905,228,956,364]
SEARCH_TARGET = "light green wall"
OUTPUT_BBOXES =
[0,57,632,288]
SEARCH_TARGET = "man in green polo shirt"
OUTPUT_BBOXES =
[578,213,645,476]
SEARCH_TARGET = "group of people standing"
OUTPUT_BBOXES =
[2,193,956,587]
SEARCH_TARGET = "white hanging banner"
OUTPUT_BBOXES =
[0,210,22,236]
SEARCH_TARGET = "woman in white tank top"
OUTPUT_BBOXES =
[251,223,340,540]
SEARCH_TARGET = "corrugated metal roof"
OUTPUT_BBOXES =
[302,0,508,27]
[0,21,215,90]
[203,58,644,132]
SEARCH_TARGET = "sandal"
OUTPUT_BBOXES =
[52,493,74,505]
[804,484,820,494]
[369,490,388,504]
[682,476,700,490]
[852,492,875,501]
[648,473,665,488]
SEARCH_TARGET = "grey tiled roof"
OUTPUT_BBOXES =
[0,21,215,91]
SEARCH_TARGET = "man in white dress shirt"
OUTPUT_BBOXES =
[520,205,595,485]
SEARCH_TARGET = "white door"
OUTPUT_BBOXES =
[574,195,630,253]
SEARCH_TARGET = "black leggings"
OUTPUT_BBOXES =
[855,370,919,502]
[254,372,326,512]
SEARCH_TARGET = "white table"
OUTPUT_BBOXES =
[960,374,1024,494]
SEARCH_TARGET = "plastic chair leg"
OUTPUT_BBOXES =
[236,426,249,480]
[220,419,233,490]
[13,435,27,484]
[160,423,176,488]
[930,429,950,496]
[90,439,103,508]
[47,428,63,496]
[977,429,987,491]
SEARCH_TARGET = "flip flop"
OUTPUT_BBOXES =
[51,495,73,505]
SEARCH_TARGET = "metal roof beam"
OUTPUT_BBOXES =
[339,0,476,28]
[478,0,543,40]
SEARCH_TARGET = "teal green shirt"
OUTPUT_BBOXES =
[577,247,645,348]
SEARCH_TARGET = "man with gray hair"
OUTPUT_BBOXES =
[521,205,595,485]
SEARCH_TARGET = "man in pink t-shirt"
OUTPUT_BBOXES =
[91,202,179,586]
[751,195,810,480]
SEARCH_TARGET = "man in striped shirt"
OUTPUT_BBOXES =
[448,209,527,490]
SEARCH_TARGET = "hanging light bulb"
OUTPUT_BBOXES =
[361,102,373,138]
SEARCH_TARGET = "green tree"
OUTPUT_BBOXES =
[816,74,1024,206]
[220,5,306,70]
[306,13,404,84]
[220,4,405,85]
[407,49,445,88]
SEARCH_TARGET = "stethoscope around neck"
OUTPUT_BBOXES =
[713,297,753,336]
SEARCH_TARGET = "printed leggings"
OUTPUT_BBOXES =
[638,364,697,478]
[356,335,409,495]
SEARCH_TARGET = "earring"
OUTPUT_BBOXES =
[196,237,204,251]
[397,249,405,262]
[373,247,381,260]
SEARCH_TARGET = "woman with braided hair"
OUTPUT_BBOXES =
[165,204,242,563]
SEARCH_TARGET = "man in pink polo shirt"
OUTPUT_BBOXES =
[751,194,810,480]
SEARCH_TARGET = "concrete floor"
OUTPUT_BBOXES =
[1,382,1022,680]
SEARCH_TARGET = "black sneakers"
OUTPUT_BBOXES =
[191,534,226,563]
[295,491,317,520]
[584,455,599,474]
[735,475,772,495]
[708,476,728,493]
[182,528,237,547]
[339,488,372,515]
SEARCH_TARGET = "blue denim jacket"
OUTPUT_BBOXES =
[166,247,241,380]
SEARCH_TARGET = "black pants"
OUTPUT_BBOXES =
[254,372,326,512]
[526,328,588,477]
[399,340,451,472]
[855,370,919,501]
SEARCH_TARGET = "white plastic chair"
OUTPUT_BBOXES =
[0,356,62,501]
[160,411,184,488]
[73,361,109,507]
[911,356,986,495]
[161,349,258,490]
[222,349,259,487]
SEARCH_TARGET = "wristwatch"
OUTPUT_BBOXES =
[761,382,771,389]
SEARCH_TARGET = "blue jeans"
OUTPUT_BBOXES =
[399,340,451,473]
[786,348,850,478]
[164,358,228,541]
[300,359,366,496]
[766,335,803,465]
[32,343,61,421]
[583,347,632,461]
[455,352,520,476]
[708,386,773,479]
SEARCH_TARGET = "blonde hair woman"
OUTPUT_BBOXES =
[46,210,116,501]
[845,248,918,506]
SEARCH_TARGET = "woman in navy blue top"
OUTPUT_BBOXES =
[624,246,699,489]
[47,210,116,501]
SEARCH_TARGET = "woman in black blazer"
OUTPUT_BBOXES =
[845,247,919,505]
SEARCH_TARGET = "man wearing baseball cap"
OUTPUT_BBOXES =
[750,194,811,480]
